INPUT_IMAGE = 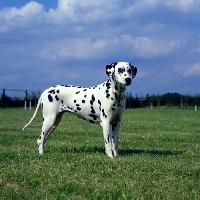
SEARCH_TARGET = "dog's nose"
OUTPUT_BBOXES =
[125,78,131,86]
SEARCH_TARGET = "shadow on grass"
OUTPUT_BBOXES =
[58,146,183,156]
[119,149,184,156]
[59,146,105,154]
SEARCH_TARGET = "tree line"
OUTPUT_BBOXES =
[126,92,199,109]
[0,91,199,108]
[0,90,40,108]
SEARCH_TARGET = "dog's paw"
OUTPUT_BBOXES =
[106,150,114,158]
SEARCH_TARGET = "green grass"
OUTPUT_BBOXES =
[0,108,200,199]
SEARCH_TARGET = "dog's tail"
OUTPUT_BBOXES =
[22,96,42,131]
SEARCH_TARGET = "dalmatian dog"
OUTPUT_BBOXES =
[22,62,137,158]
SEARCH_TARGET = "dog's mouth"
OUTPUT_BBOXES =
[118,82,131,86]
[125,82,131,86]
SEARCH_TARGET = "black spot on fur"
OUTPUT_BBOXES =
[102,109,107,118]
[82,100,85,103]
[74,100,77,103]
[107,135,110,143]
[76,91,80,94]
[55,95,59,101]
[92,94,95,102]
[90,94,95,105]
[112,103,116,111]
[48,89,55,94]
[77,107,81,111]
[98,100,101,106]
[114,93,118,100]
[91,106,96,114]
[56,90,60,93]
[83,89,87,91]
[106,94,110,98]
[98,100,101,111]
[67,106,73,110]
[106,81,111,88]
[89,114,98,121]
[48,94,53,102]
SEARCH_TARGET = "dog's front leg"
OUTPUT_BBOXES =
[112,122,120,157]
[100,120,113,158]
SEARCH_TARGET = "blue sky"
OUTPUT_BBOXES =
[0,0,200,98]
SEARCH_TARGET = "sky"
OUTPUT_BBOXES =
[0,0,200,98]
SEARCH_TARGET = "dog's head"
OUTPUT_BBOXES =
[106,62,137,86]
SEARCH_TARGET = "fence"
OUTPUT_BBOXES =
[0,88,39,109]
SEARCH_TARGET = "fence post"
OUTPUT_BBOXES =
[24,90,28,110]
[24,101,27,110]
[29,100,31,110]
[2,89,5,107]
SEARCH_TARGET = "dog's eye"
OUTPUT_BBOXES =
[118,68,123,73]
[127,69,131,74]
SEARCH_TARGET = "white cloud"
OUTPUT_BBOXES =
[1,0,200,33]
[40,38,108,60]
[183,63,200,76]
[143,22,166,32]
[165,0,200,12]
[122,36,182,57]
[46,0,118,24]
[191,45,200,53]
[0,1,44,31]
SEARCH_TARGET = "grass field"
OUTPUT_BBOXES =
[0,107,200,199]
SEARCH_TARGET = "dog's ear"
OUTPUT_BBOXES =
[106,62,118,77]
[129,63,137,79]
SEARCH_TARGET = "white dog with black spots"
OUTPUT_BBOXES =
[23,62,137,158]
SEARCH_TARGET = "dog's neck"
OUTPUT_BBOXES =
[107,76,126,105]
[110,75,126,92]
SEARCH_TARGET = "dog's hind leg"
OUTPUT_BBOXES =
[37,113,63,154]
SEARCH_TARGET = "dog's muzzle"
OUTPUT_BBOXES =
[125,78,131,86]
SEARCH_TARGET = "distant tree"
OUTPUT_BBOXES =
[29,88,41,107]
